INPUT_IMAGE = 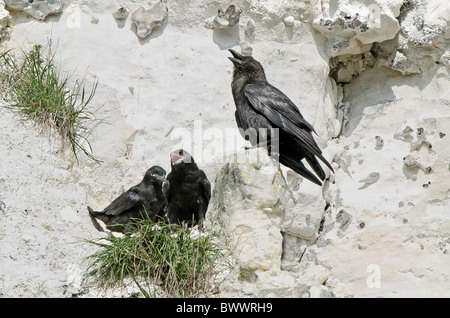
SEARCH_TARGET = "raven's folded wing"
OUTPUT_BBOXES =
[244,81,333,172]
[102,188,143,216]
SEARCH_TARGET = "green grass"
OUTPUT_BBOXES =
[84,219,223,298]
[0,44,100,163]
[0,199,5,215]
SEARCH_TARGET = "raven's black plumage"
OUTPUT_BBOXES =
[165,149,211,228]
[88,165,168,234]
[228,49,334,186]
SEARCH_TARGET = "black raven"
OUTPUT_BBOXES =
[88,165,168,234]
[165,149,211,228]
[228,49,333,186]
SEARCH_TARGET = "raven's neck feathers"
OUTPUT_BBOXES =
[171,162,199,175]
[232,65,267,88]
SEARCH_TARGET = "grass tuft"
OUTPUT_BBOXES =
[0,43,100,163]
[0,199,5,215]
[84,218,223,298]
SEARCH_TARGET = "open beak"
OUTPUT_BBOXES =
[171,155,184,165]
[228,49,245,66]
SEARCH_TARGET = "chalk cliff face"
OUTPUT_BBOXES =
[0,0,449,297]
[0,1,9,41]
[311,0,450,297]
[206,148,354,297]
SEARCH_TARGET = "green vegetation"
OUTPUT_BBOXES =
[0,199,5,215]
[0,44,99,163]
[84,218,223,298]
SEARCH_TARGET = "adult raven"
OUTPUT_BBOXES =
[228,49,333,186]
[88,165,168,234]
[165,149,211,228]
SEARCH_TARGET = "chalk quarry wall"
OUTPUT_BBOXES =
[0,0,449,297]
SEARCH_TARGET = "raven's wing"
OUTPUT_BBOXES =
[102,187,143,216]
[235,110,243,130]
[245,82,316,132]
[244,82,333,172]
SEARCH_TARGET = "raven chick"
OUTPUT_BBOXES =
[165,149,211,228]
[88,165,168,234]
[228,49,334,186]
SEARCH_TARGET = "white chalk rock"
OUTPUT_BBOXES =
[206,148,286,272]
[391,0,449,74]
[59,207,81,223]
[239,41,253,56]
[5,0,62,21]
[282,184,325,243]
[4,0,28,11]
[311,0,401,57]
[0,0,10,40]
[65,264,84,295]
[131,1,168,39]
[113,7,129,21]
[359,172,380,187]
[326,278,354,298]
[390,51,421,75]
[309,285,333,298]
[283,16,295,27]
[245,18,255,38]
[21,232,36,243]
[305,265,329,285]
[206,4,241,30]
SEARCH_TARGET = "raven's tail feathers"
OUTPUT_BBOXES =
[87,206,108,232]
[317,153,334,173]
[279,155,323,186]
[305,154,326,181]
